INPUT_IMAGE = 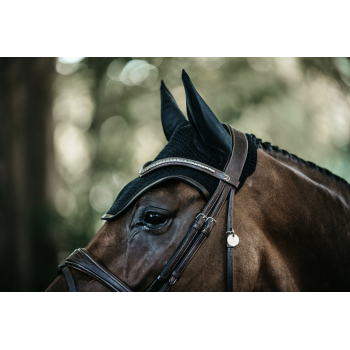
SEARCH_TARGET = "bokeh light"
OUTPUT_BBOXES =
[52,57,350,263]
[56,57,85,75]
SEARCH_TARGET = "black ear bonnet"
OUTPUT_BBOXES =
[102,71,257,220]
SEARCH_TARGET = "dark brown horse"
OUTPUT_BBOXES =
[47,71,350,292]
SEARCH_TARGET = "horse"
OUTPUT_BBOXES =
[46,70,350,292]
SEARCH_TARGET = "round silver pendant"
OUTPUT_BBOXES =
[227,234,239,247]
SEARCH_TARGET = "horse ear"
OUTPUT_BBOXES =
[160,80,189,141]
[182,70,232,161]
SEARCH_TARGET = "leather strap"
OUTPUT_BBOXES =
[152,126,248,292]
[227,244,234,292]
[174,175,210,201]
[60,265,77,292]
[163,185,232,290]
[146,180,227,292]
[65,248,133,292]
[224,127,249,186]
[223,127,248,292]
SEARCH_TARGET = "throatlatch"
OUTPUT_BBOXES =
[58,125,248,292]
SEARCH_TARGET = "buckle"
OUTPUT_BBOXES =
[193,213,207,230]
[206,217,216,225]
[195,213,207,222]
[201,216,216,236]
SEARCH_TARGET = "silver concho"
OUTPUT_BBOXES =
[227,233,239,247]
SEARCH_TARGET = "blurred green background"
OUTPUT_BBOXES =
[1,57,350,291]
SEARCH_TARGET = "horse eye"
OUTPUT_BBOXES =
[145,212,167,226]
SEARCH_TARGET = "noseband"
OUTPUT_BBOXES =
[58,125,248,292]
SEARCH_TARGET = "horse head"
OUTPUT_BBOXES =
[46,70,350,292]
[46,70,259,292]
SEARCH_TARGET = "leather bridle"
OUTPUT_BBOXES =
[58,125,248,292]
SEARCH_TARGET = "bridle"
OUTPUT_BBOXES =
[58,125,247,292]
[58,125,248,292]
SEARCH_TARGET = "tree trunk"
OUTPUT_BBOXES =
[0,58,57,291]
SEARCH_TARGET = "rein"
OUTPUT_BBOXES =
[58,125,248,292]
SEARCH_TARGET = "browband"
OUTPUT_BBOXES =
[139,157,240,188]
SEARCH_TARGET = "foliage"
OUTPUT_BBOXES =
[52,57,350,261]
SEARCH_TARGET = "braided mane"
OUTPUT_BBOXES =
[254,136,350,190]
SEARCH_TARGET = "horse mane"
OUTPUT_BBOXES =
[253,135,350,191]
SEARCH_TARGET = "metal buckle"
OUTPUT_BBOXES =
[206,217,216,224]
[195,213,207,222]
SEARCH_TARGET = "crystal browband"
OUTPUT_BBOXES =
[139,157,240,188]
[140,158,216,175]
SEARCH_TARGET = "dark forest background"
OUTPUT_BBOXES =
[1,57,350,291]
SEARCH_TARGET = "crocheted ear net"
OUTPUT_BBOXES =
[102,125,257,219]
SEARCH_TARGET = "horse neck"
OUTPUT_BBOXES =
[245,149,350,291]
